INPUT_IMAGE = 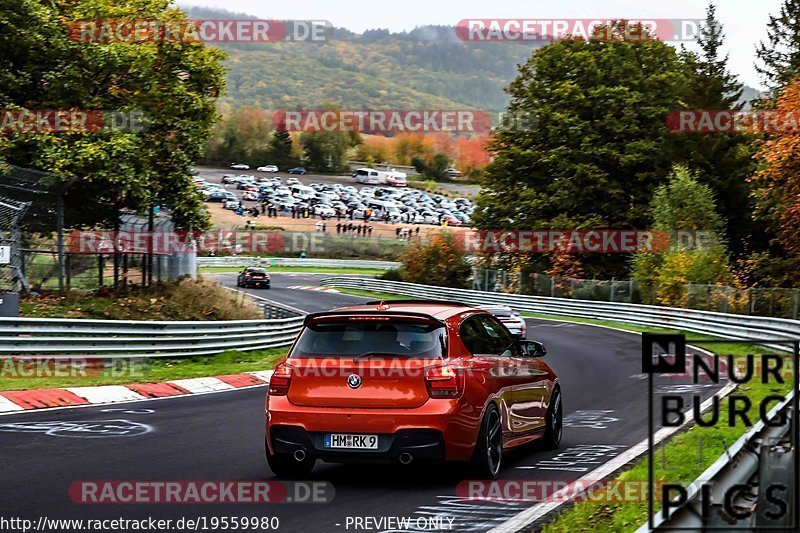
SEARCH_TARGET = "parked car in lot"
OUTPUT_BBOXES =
[257,164,279,172]
[223,199,240,210]
[237,267,271,289]
[230,163,250,170]
[445,168,462,177]
[265,299,560,478]
[287,167,306,175]
[221,174,238,184]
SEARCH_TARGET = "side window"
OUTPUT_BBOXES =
[459,316,494,356]
[476,315,521,357]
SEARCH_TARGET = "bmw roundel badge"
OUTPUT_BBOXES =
[347,373,362,389]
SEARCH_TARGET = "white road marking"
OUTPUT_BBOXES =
[168,377,235,394]
[66,386,146,404]
[247,370,274,382]
[0,395,24,412]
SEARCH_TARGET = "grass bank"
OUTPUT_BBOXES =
[20,277,262,320]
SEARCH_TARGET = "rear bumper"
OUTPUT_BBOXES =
[270,425,444,463]
[266,396,477,462]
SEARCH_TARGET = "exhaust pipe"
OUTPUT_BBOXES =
[399,452,413,465]
[293,449,307,462]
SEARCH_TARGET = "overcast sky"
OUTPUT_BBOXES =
[180,0,783,90]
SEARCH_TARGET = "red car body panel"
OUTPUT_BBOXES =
[265,302,559,463]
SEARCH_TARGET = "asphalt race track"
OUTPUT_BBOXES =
[0,274,726,533]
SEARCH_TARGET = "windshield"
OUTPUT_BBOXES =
[290,321,447,358]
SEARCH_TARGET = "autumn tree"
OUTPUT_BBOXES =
[399,232,471,288]
[751,78,800,285]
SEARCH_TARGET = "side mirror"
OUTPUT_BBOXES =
[521,340,547,358]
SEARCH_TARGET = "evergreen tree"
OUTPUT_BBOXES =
[682,2,756,257]
[268,121,295,169]
[756,0,800,92]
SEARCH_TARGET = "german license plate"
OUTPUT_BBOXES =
[324,433,378,449]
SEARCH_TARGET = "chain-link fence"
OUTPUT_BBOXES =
[0,196,31,293]
[20,250,190,291]
[473,268,800,320]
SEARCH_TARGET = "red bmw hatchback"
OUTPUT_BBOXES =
[265,300,561,478]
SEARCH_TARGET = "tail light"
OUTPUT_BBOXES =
[425,365,464,398]
[269,364,292,395]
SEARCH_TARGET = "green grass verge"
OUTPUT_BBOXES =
[1,347,287,392]
[200,265,387,275]
[333,287,406,300]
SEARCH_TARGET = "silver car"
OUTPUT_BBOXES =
[481,305,527,338]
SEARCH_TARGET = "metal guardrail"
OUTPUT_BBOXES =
[0,315,305,358]
[637,392,796,531]
[197,257,400,270]
[318,277,800,352]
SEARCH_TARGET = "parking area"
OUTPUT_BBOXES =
[194,166,476,231]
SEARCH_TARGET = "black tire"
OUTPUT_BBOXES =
[470,403,503,479]
[265,438,315,478]
[542,387,563,450]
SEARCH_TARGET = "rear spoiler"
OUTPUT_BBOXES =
[303,310,446,327]
[364,299,470,307]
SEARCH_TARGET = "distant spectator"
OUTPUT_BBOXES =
[336,222,342,234]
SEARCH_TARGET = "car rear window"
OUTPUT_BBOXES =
[290,321,446,358]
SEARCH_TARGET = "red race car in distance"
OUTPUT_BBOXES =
[265,300,561,478]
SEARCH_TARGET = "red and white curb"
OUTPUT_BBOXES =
[0,371,273,414]
[286,285,340,293]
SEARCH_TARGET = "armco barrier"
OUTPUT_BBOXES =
[0,315,304,358]
[197,257,400,270]
[318,277,800,351]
